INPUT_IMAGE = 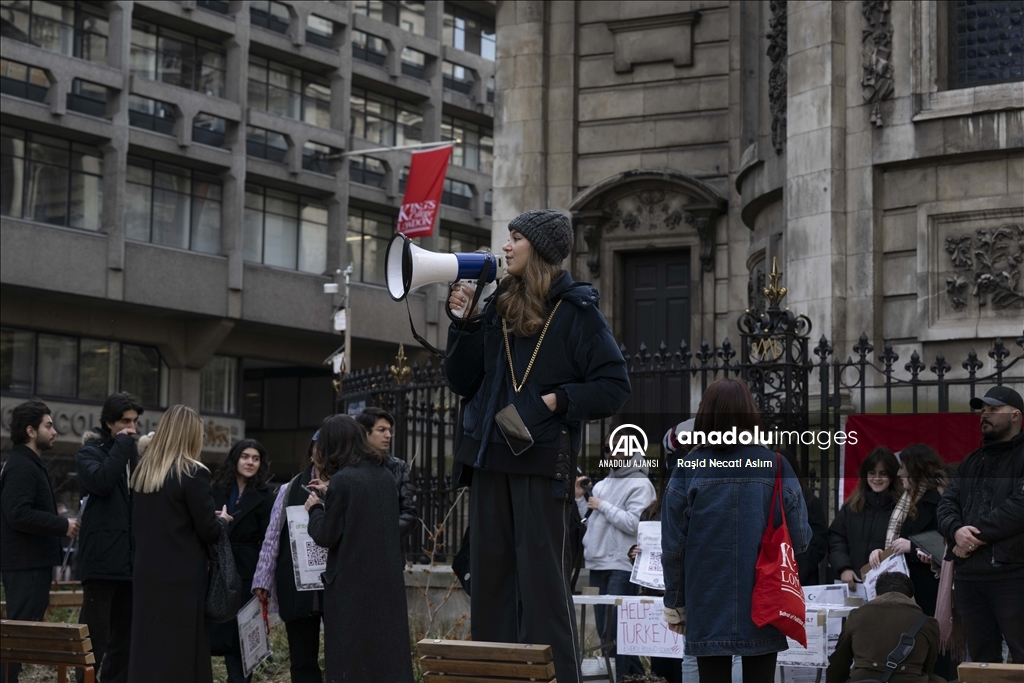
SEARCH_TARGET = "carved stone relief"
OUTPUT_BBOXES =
[766,0,787,154]
[943,224,1024,312]
[862,0,894,126]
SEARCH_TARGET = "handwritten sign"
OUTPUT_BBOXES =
[616,597,684,659]
[629,521,665,590]
[862,552,909,601]
[286,506,326,591]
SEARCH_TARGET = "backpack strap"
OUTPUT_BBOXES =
[879,612,930,683]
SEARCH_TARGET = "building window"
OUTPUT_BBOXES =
[353,1,426,35]
[246,126,288,163]
[125,157,222,254]
[193,112,226,148]
[0,1,108,63]
[351,29,387,66]
[443,2,495,60]
[949,0,1024,88]
[442,115,493,173]
[306,14,335,48]
[441,61,474,94]
[350,88,422,146]
[401,47,426,79]
[302,142,335,174]
[243,185,328,274]
[0,327,167,407]
[442,178,473,210]
[197,0,230,15]
[128,95,177,135]
[0,58,49,102]
[68,79,106,117]
[250,0,290,34]
[0,126,103,231]
[347,208,394,285]
[248,56,330,128]
[484,189,492,216]
[200,355,238,415]
[349,155,386,188]
[439,225,490,253]
[130,21,226,97]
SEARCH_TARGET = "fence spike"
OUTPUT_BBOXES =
[853,332,873,359]
[905,350,925,378]
[930,352,950,377]
[989,337,1010,367]
[879,342,899,369]
[814,335,833,361]
[696,339,713,366]
[962,349,983,375]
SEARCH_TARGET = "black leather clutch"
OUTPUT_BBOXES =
[494,404,534,456]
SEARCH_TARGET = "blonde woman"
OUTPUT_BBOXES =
[127,405,222,683]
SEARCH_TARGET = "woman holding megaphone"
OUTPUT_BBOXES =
[446,209,630,683]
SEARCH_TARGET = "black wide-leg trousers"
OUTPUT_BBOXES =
[469,469,583,683]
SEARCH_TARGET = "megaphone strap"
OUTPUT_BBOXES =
[502,299,563,394]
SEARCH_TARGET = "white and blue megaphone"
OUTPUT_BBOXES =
[385,233,504,319]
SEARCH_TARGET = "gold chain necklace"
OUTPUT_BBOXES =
[502,300,563,394]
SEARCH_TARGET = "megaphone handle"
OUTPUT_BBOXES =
[446,257,492,324]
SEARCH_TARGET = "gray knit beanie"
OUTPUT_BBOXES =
[508,210,573,265]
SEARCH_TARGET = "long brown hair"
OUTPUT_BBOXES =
[131,405,207,493]
[313,414,383,479]
[844,446,901,513]
[898,443,947,519]
[692,378,762,452]
[496,243,563,338]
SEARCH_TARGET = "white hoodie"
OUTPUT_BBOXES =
[576,455,657,573]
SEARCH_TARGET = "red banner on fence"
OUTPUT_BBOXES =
[396,145,452,238]
[840,413,981,504]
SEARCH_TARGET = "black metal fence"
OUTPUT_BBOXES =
[341,316,1024,562]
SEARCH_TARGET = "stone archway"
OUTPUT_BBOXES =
[567,168,728,349]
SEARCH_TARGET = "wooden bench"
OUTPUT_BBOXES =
[0,590,83,620]
[957,662,1024,683]
[0,620,96,683]
[418,639,556,683]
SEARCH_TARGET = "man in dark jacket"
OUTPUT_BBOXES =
[936,385,1024,664]
[74,392,143,683]
[826,572,942,683]
[355,407,418,539]
[1,400,79,683]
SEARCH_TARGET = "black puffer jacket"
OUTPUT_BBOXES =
[445,271,630,491]
[828,490,896,577]
[385,455,418,538]
[937,430,1024,567]
[74,427,138,582]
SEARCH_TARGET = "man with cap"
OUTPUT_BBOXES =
[937,385,1024,664]
[446,210,631,683]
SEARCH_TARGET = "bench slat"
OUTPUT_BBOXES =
[420,658,555,678]
[1,637,92,653]
[417,639,553,662]
[423,676,555,683]
[1,621,90,639]
[0,650,95,665]
[958,662,1024,683]
[48,593,85,607]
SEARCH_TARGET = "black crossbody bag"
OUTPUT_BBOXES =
[859,612,930,683]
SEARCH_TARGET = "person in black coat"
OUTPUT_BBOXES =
[829,446,902,590]
[355,407,419,538]
[779,448,829,585]
[251,435,326,683]
[74,392,143,683]
[446,210,631,683]
[305,415,414,683]
[1,400,79,683]
[209,439,275,683]
[127,405,223,683]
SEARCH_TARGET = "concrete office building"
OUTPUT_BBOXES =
[493,0,1023,413]
[0,0,496,484]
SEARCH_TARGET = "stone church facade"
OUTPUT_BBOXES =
[490,0,1023,409]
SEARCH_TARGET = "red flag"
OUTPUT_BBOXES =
[839,413,981,505]
[397,145,452,238]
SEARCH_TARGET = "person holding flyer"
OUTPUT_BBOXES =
[251,433,326,683]
[304,414,413,683]
[208,439,275,683]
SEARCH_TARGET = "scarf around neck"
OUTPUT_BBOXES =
[886,483,926,548]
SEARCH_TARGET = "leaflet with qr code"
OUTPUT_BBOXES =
[630,521,665,590]
[286,505,326,591]
[237,596,271,677]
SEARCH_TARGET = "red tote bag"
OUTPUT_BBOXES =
[750,457,807,646]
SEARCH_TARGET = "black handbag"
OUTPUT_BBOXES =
[858,612,930,683]
[206,520,242,623]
